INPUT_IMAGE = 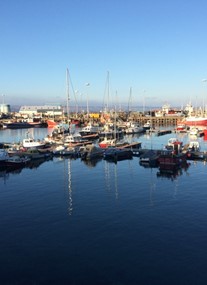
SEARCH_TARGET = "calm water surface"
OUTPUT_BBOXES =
[1,128,207,285]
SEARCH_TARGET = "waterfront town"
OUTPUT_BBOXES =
[0,100,202,129]
[2,2,207,284]
[1,100,207,173]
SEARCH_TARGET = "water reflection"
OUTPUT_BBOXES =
[149,168,157,207]
[25,156,53,169]
[59,157,73,216]
[114,163,118,200]
[156,165,190,181]
[104,160,119,199]
[67,159,73,215]
[0,156,53,182]
[81,157,103,168]
[0,166,22,183]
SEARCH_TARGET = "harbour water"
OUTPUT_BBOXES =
[1,128,207,285]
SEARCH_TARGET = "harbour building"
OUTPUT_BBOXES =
[0,104,11,114]
[19,105,63,117]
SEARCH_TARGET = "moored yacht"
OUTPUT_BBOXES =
[79,123,100,136]
[143,120,151,130]
[22,137,46,149]
[125,122,144,134]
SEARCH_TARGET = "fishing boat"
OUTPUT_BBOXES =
[47,119,58,128]
[182,116,207,126]
[175,123,188,133]
[186,150,207,160]
[99,123,123,139]
[22,148,52,159]
[80,145,104,160]
[4,121,33,129]
[158,150,187,172]
[99,137,116,148]
[22,137,46,149]
[52,145,65,155]
[27,120,47,128]
[165,138,183,151]
[5,155,31,168]
[79,123,100,136]
[125,122,144,135]
[143,120,151,130]
[7,145,22,156]
[64,132,91,146]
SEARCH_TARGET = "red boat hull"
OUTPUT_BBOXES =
[182,118,207,126]
[47,120,57,128]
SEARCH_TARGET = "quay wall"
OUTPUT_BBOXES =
[130,116,182,127]
[0,112,183,128]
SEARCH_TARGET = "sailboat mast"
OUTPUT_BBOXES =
[128,87,132,113]
[107,71,109,112]
[66,68,70,130]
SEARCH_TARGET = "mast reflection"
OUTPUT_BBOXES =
[104,160,119,199]
[67,158,73,215]
[63,158,73,216]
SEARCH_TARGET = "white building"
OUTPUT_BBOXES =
[0,104,11,114]
[19,105,63,117]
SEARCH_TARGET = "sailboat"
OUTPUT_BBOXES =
[99,92,120,148]
[125,87,144,134]
[63,69,90,148]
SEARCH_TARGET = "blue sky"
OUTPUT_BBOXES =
[1,0,207,110]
